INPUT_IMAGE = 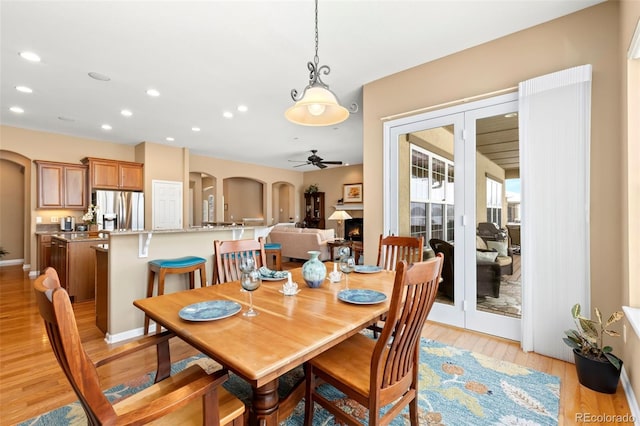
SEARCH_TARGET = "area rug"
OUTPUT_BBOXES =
[477,279,522,319]
[20,338,559,426]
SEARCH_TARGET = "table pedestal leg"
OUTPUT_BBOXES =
[250,379,279,426]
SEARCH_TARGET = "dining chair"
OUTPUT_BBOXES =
[376,234,424,271]
[213,237,267,284]
[304,255,443,426]
[34,267,245,426]
[369,234,425,337]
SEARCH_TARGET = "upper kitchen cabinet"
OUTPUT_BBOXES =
[34,160,87,210]
[82,157,143,191]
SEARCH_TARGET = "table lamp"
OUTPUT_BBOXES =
[328,210,352,240]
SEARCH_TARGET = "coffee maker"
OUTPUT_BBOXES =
[60,216,75,231]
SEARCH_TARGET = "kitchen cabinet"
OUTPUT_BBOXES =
[94,245,108,333]
[304,192,325,229]
[82,157,143,191]
[37,234,53,271]
[51,235,105,302]
[35,161,87,210]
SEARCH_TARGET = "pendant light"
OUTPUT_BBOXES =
[285,0,358,126]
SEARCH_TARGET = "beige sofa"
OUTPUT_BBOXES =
[268,226,335,261]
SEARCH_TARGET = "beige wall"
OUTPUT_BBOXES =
[223,177,264,223]
[621,0,640,411]
[303,164,364,236]
[364,0,637,405]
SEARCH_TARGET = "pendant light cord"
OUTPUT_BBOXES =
[314,0,319,68]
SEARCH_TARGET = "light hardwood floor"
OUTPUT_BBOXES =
[0,264,633,425]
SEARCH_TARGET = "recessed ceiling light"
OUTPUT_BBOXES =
[121,109,132,117]
[19,51,41,62]
[146,89,160,97]
[88,72,111,81]
[16,86,33,93]
[9,106,24,114]
[237,105,248,112]
[101,124,112,130]
[192,127,201,132]
[166,137,175,142]
[223,111,233,119]
[58,116,75,122]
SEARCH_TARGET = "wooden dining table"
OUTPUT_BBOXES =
[134,263,396,426]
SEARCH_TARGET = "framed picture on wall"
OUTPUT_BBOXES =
[343,183,363,203]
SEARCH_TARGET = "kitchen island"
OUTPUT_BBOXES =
[49,233,108,302]
[103,226,258,342]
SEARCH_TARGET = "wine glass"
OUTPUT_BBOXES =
[238,255,255,292]
[339,254,356,289]
[238,255,255,273]
[241,269,261,317]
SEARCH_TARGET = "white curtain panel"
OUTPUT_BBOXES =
[519,64,592,361]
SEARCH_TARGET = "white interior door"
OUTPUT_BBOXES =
[152,180,183,230]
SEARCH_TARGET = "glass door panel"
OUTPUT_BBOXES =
[465,102,521,341]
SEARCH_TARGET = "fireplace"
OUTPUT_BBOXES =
[344,218,363,242]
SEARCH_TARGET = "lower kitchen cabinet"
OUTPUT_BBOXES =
[94,246,108,333]
[51,236,104,302]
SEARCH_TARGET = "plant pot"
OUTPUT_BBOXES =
[88,224,100,238]
[573,348,622,394]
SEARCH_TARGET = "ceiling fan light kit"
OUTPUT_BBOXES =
[285,0,357,127]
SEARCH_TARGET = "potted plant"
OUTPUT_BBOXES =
[305,184,319,194]
[563,303,624,393]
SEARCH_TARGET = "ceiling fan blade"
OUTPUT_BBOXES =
[316,162,328,169]
[319,161,342,165]
[288,159,307,163]
[293,163,310,168]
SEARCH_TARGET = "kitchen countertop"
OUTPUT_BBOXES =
[108,225,257,236]
[92,244,109,252]
[51,233,108,242]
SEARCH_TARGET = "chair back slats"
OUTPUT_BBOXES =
[34,268,116,425]
[213,237,267,284]
[372,255,443,396]
[376,235,424,271]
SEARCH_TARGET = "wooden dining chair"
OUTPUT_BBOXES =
[34,267,245,426]
[304,255,443,426]
[376,234,424,271]
[213,237,267,284]
[369,234,425,337]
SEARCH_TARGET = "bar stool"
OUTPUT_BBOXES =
[264,243,282,271]
[145,256,206,334]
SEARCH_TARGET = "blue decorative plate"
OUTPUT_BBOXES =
[354,265,383,274]
[258,266,288,281]
[338,289,387,305]
[179,300,242,321]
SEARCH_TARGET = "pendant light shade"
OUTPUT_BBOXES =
[285,0,357,126]
[285,86,350,126]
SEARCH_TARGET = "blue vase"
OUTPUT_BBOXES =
[302,251,326,288]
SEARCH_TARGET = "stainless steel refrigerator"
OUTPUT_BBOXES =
[94,190,145,231]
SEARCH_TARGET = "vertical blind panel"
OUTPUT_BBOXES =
[519,65,592,361]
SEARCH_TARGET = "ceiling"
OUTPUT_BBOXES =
[0,1,603,171]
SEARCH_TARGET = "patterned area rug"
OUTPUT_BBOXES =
[20,338,559,426]
[477,279,522,318]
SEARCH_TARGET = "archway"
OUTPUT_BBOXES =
[0,150,31,268]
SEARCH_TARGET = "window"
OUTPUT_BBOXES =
[486,177,502,227]
[410,145,455,243]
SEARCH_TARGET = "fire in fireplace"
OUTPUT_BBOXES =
[344,218,363,241]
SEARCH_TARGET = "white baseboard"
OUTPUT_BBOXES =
[104,327,145,344]
[621,366,640,425]
[29,270,39,278]
[0,259,24,267]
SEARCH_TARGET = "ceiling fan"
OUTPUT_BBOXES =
[289,149,343,169]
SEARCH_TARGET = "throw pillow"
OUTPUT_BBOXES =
[487,240,508,257]
[476,250,499,263]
